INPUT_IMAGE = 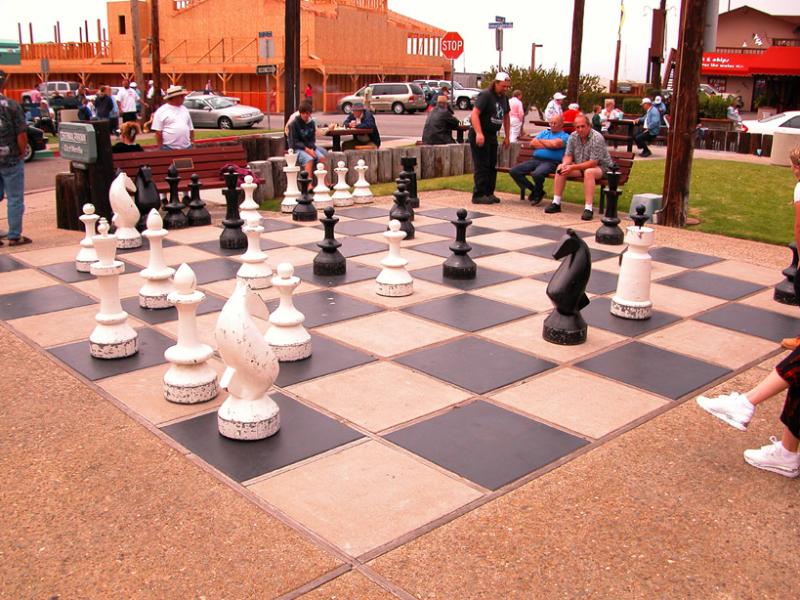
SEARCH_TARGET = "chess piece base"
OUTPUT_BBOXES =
[187,210,211,227]
[352,194,373,205]
[164,363,218,404]
[595,225,625,246]
[333,197,354,207]
[376,281,413,297]
[219,228,247,249]
[610,297,653,320]
[237,273,272,290]
[774,282,799,306]
[116,234,143,249]
[542,311,587,345]
[139,292,172,309]
[89,327,139,358]
[313,199,333,211]
[218,397,281,440]
[281,199,298,213]
[75,259,94,273]
[443,261,476,280]
[292,209,317,222]
[270,339,312,362]
[313,254,346,277]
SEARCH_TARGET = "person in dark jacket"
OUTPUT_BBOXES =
[342,101,381,150]
[94,86,114,120]
[77,97,93,121]
[422,95,460,145]
[288,101,327,177]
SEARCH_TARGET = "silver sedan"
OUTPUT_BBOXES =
[184,95,263,129]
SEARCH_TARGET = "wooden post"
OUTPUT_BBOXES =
[29,23,34,44]
[661,0,707,228]
[567,0,585,101]
[530,43,542,70]
[150,0,162,107]
[130,0,145,92]
[284,0,301,123]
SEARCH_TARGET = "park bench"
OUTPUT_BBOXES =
[112,143,247,193]
[497,138,636,213]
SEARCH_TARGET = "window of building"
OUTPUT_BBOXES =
[708,77,726,92]
[119,15,126,35]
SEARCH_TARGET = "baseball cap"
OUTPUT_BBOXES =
[553,92,566,100]
[654,95,663,104]
[494,72,510,82]
[130,82,137,88]
[641,97,652,105]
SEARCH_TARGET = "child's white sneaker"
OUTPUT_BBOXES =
[743,437,800,478]
[696,392,754,431]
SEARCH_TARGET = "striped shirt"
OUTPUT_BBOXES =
[565,128,612,171]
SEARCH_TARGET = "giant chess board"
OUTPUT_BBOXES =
[1,201,796,558]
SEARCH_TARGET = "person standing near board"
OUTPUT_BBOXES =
[468,72,511,205]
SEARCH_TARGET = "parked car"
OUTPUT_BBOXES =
[337,83,426,114]
[22,81,81,108]
[187,90,240,103]
[413,80,481,110]
[183,95,263,129]
[741,111,800,134]
[24,125,47,162]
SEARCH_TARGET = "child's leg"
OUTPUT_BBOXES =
[743,369,790,406]
[782,427,799,453]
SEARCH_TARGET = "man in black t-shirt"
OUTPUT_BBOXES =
[468,72,511,204]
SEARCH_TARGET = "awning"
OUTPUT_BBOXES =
[702,46,800,77]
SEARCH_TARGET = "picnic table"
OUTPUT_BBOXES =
[323,127,374,151]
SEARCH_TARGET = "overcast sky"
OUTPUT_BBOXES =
[0,0,796,81]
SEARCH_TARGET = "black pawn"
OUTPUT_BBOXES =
[389,179,414,240]
[774,241,799,305]
[400,156,420,209]
[162,164,188,229]
[134,165,161,231]
[293,171,317,222]
[443,208,476,280]
[595,164,624,245]
[313,206,346,276]
[186,174,211,226]
[219,166,246,249]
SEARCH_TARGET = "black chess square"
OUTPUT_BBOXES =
[385,400,586,490]
[412,239,505,259]
[292,262,381,287]
[511,224,591,240]
[418,208,491,221]
[266,289,381,328]
[533,268,619,295]
[0,285,95,320]
[576,341,731,400]
[190,238,285,257]
[658,270,764,300]
[695,303,800,342]
[395,337,555,395]
[186,258,242,285]
[415,221,496,238]
[40,260,142,283]
[334,206,389,220]
[48,328,175,381]
[335,220,390,236]
[115,237,179,254]
[275,333,375,387]
[649,247,724,269]
[581,297,681,336]
[121,293,226,325]
[521,242,620,263]
[300,237,386,258]
[403,293,532,332]
[260,218,301,233]
[161,392,363,483]
[0,255,25,272]
[411,265,519,291]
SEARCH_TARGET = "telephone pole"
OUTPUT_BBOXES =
[567,0,585,101]
[284,0,301,122]
[530,42,543,70]
[150,0,162,107]
[130,0,144,92]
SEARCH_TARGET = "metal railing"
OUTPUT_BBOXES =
[714,46,766,54]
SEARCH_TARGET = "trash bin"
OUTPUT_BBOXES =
[770,127,800,167]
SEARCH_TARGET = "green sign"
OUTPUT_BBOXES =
[59,123,98,164]
[0,40,21,66]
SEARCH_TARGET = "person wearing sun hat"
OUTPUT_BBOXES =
[634,96,661,158]
[151,85,194,150]
[544,92,566,121]
[468,71,511,204]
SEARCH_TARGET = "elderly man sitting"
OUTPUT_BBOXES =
[544,114,612,221]
[635,97,662,158]
[342,101,381,150]
[509,115,569,205]
[422,95,460,145]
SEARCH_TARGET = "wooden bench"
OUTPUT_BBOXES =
[498,138,635,213]
[112,143,247,193]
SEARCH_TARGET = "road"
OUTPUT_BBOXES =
[23,108,474,192]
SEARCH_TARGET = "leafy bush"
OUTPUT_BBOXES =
[703,95,729,119]
[622,98,642,115]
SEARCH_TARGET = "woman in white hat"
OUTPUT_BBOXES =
[151,85,193,150]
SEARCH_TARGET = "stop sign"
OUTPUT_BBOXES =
[441,32,464,60]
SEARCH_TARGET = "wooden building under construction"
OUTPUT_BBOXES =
[4,0,450,112]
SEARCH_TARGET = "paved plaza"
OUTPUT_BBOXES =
[1,188,798,598]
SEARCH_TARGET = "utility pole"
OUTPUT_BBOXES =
[649,0,667,90]
[612,1,624,93]
[530,42,543,70]
[284,0,301,123]
[661,0,708,227]
[130,0,144,92]
[567,0,585,101]
[150,0,162,107]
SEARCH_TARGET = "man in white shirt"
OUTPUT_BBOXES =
[151,85,194,150]
[116,80,139,123]
[544,92,566,121]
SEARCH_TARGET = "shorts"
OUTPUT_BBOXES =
[775,347,800,438]
[296,147,326,167]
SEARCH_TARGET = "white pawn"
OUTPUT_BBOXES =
[312,164,333,210]
[239,174,260,223]
[216,279,280,440]
[332,161,354,207]
[611,209,655,320]
[139,209,175,308]
[89,218,138,359]
[281,149,301,214]
[109,171,142,248]
[352,159,373,204]
[376,219,413,297]
[76,203,99,272]
[236,214,273,290]
[163,263,218,404]
[266,262,312,361]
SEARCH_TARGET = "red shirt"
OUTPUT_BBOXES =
[562,109,580,132]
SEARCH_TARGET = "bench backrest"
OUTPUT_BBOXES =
[113,144,246,189]
[514,137,635,184]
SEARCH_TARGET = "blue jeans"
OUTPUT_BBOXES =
[296,147,326,167]
[0,160,25,239]
[510,158,559,195]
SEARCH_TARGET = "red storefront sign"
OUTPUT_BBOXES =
[702,47,800,77]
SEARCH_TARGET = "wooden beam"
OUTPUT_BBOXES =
[130,0,145,91]
[150,0,162,107]
[661,0,708,227]
[284,0,301,122]
[567,0,585,101]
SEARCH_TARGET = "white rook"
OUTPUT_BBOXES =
[236,214,273,290]
[239,174,260,223]
[332,161,354,207]
[89,218,139,358]
[312,165,333,210]
[163,263,218,404]
[266,262,312,361]
[109,171,143,249]
[352,159,373,204]
[216,280,280,440]
[139,209,175,308]
[376,219,413,297]
[75,203,99,272]
[611,207,655,320]
[282,149,301,214]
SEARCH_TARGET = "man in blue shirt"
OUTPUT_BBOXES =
[509,115,570,205]
[342,101,381,150]
[635,97,661,158]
